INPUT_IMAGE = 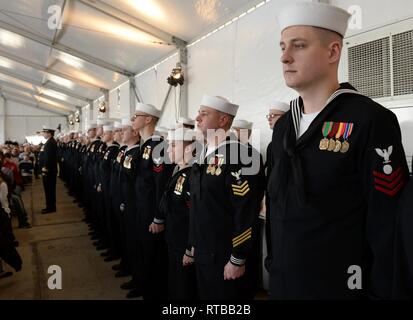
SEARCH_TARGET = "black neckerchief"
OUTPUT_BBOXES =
[272,83,364,208]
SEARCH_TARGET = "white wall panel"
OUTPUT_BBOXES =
[187,23,236,119]
[136,69,158,107]
[232,0,298,153]
[0,97,5,144]
[155,54,180,127]
[5,117,26,142]
[332,0,413,37]
[3,100,66,143]
[392,107,413,171]
[135,54,180,128]
[6,101,59,116]
[119,81,131,119]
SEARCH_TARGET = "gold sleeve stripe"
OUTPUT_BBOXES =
[232,227,252,243]
[233,233,252,247]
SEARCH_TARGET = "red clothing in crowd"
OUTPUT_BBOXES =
[3,160,23,187]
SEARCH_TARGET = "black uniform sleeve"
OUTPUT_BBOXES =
[188,164,200,250]
[226,146,262,266]
[392,178,413,299]
[264,142,273,272]
[42,139,57,174]
[152,141,174,225]
[361,109,409,298]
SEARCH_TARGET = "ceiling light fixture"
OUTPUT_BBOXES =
[167,64,184,87]
[98,101,106,113]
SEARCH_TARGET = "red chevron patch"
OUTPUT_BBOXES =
[374,173,403,189]
[374,182,404,197]
[153,164,164,173]
[373,166,402,181]
[373,166,404,197]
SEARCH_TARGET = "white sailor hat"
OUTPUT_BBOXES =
[269,100,290,113]
[135,102,161,118]
[232,119,253,130]
[97,118,109,126]
[167,128,196,142]
[155,126,169,135]
[103,124,114,132]
[277,2,351,37]
[177,117,195,126]
[200,95,239,116]
[121,118,133,127]
[114,121,122,130]
[87,121,97,130]
[42,125,55,132]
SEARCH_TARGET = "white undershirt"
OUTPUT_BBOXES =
[298,111,320,137]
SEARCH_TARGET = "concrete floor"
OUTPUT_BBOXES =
[0,178,131,300]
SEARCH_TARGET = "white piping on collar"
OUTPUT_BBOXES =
[291,88,364,138]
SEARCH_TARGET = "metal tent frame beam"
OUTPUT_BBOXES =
[78,0,187,47]
[0,79,78,111]
[0,48,107,91]
[1,88,74,114]
[3,92,71,115]
[0,16,136,77]
[0,66,91,103]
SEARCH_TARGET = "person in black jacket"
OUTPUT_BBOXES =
[118,120,141,299]
[392,176,413,299]
[159,127,197,300]
[190,95,264,300]
[266,2,409,299]
[39,126,58,214]
[132,102,174,300]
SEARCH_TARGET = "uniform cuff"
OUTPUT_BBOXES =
[185,249,194,258]
[230,255,246,266]
[153,218,164,225]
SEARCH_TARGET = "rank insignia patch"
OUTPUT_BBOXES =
[153,164,164,173]
[231,170,242,185]
[104,151,110,160]
[231,180,250,197]
[375,146,393,174]
[373,145,404,196]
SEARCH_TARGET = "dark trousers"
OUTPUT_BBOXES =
[10,194,29,227]
[124,204,141,285]
[42,173,56,210]
[138,228,168,300]
[195,252,252,300]
[168,248,197,300]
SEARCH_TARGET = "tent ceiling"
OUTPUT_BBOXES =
[0,0,262,105]
[2,89,74,115]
